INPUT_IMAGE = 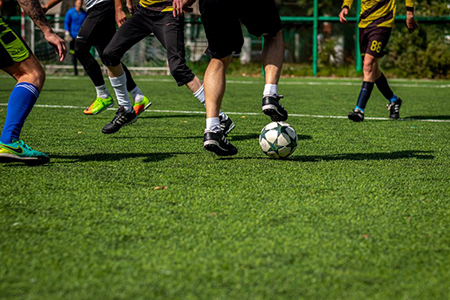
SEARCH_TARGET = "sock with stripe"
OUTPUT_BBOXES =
[1,82,39,144]
[355,81,374,111]
[194,84,225,118]
[375,73,398,102]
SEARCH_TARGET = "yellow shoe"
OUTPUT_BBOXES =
[133,96,152,116]
[83,96,114,115]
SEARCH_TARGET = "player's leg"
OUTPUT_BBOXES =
[74,4,114,115]
[101,9,151,133]
[153,13,235,135]
[371,29,402,119]
[70,39,78,76]
[199,0,242,155]
[0,19,49,165]
[240,0,286,121]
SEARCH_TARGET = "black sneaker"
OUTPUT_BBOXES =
[203,131,238,156]
[387,98,402,120]
[262,94,288,121]
[348,108,364,122]
[220,114,235,136]
[102,106,137,134]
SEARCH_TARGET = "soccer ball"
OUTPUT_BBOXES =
[259,122,298,159]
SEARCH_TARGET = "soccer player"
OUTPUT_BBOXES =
[339,0,418,122]
[43,0,151,121]
[0,0,66,165]
[100,0,235,135]
[64,0,87,76]
[178,0,286,156]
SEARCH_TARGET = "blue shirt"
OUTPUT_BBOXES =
[64,7,87,39]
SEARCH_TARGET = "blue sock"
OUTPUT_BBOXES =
[356,81,374,110]
[355,106,365,113]
[1,82,39,144]
[390,95,399,102]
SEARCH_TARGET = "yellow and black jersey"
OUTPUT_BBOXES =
[342,0,414,28]
[139,0,173,12]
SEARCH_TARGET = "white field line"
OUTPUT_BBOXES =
[1,103,449,123]
[1,75,449,88]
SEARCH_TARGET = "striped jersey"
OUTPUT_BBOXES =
[139,0,173,12]
[342,0,415,28]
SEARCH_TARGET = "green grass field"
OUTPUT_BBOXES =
[1,75,450,299]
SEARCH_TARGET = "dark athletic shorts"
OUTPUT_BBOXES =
[359,26,391,59]
[199,0,283,59]
[0,16,31,69]
[102,6,195,86]
[75,0,116,56]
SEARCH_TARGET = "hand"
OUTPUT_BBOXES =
[64,30,72,42]
[115,8,127,27]
[406,12,418,33]
[126,0,134,14]
[44,31,66,62]
[173,0,196,17]
[339,8,349,24]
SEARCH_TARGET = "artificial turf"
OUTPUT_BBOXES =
[1,75,449,299]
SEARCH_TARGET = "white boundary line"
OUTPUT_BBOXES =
[1,103,449,123]
[1,75,449,88]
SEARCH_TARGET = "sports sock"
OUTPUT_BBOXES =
[355,81,374,110]
[205,117,221,133]
[95,84,110,99]
[1,82,39,144]
[375,73,397,102]
[130,86,144,103]
[263,84,278,96]
[194,84,225,118]
[109,73,132,112]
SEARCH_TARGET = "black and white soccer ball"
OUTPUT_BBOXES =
[259,122,298,159]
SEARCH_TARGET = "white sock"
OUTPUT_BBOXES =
[130,86,144,103]
[95,84,110,99]
[194,84,225,118]
[109,73,132,112]
[205,117,221,133]
[263,84,278,97]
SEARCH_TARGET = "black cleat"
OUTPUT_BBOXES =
[102,106,137,134]
[220,114,235,136]
[387,98,402,120]
[262,94,288,121]
[203,131,238,156]
[348,108,365,122]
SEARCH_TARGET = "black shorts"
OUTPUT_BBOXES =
[75,0,116,56]
[102,7,195,86]
[0,16,31,69]
[199,0,283,59]
[359,26,391,59]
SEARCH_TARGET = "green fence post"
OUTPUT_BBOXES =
[355,0,362,73]
[313,0,318,76]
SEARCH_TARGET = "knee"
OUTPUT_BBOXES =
[363,59,375,76]
[26,60,46,91]
[101,46,120,67]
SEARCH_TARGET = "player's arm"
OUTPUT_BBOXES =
[17,0,66,61]
[339,0,353,24]
[115,0,127,27]
[405,0,418,33]
[42,0,62,13]
[173,0,196,17]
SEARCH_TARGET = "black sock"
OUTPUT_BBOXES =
[356,81,374,111]
[375,73,395,101]
[123,64,137,92]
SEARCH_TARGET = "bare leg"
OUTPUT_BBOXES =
[186,76,202,94]
[362,54,380,83]
[204,56,232,119]
[262,30,283,85]
[4,54,46,91]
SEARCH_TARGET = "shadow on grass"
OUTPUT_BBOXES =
[404,116,450,120]
[51,152,194,163]
[220,150,434,162]
[229,134,313,142]
[138,114,203,119]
